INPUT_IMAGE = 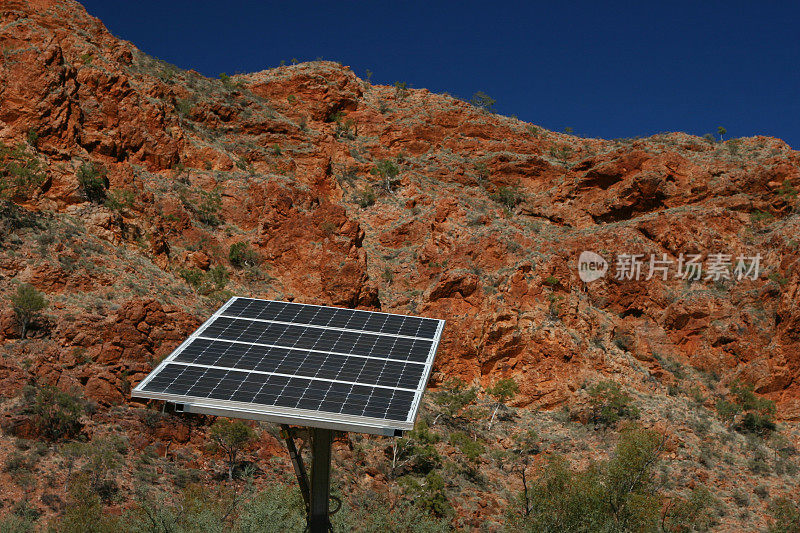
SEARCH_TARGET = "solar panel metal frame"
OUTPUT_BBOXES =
[132,297,445,436]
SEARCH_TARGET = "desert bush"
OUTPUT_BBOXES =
[490,186,525,209]
[333,492,450,532]
[391,420,441,476]
[662,486,720,532]
[432,378,478,424]
[549,145,573,166]
[486,377,518,429]
[10,283,47,339]
[26,385,83,441]
[394,81,409,100]
[55,476,121,533]
[400,471,451,518]
[179,267,204,288]
[768,496,800,533]
[77,161,108,203]
[0,142,46,200]
[588,381,640,428]
[371,159,399,192]
[197,188,222,226]
[207,265,229,291]
[511,426,667,531]
[718,382,777,436]
[354,186,376,208]
[229,242,259,268]
[449,431,485,462]
[104,189,135,212]
[470,91,496,111]
[209,418,255,480]
[62,437,124,502]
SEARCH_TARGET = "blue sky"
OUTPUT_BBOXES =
[81,1,799,147]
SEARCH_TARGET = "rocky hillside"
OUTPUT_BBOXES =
[1,0,799,530]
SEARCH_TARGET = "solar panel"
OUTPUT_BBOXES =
[132,297,445,435]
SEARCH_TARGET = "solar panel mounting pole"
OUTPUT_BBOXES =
[309,427,333,532]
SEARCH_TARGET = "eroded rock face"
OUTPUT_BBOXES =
[0,0,799,425]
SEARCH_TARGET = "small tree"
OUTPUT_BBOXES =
[229,242,259,268]
[588,381,640,428]
[197,188,222,226]
[77,161,108,203]
[490,186,525,210]
[432,377,478,425]
[394,81,408,100]
[717,126,727,141]
[470,91,496,112]
[27,385,84,441]
[210,418,255,481]
[11,283,47,339]
[371,159,399,193]
[486,377,519,429]
[0,142,46,200]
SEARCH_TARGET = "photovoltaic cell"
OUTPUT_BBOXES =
[132,297,444,434]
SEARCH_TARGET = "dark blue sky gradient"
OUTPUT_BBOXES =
[80,1,799,147]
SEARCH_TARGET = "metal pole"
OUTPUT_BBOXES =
[309,427,332,533]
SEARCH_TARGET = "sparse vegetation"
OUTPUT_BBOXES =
[354,185,376,208]
[11,283,47,339]
[470,91,496,112]
[432,377,478,424]
[25,385,84,441]
[197,188,223,226]
[0,142,46,200]
[371,159,400,192]
[486,377,518,429]
[587,381,640,428]
[210,418,256,480]
[511,426,670,531]
[489,185,525,209]
[394,81,409,100]
[229,241,259,268]
[77,161,108,203]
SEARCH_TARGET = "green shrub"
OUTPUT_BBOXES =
[470,91,496,111]
[449,431,485,462]
[400,472,451,518]
[511,426,667,531]
[55,476,120,533]
[768,496,800,533]
[10,283,47,339]
[486,377,518,429]
[354,186,376,208]
[333,492,450,532]
[210,418,255,480]
[432,377,478,423]
[104,189,134,212]
[26,385,83,441]
[392,421,441,476]
[76,161,108,203]
[0,142,46,200]
[394,81,409,100]
[179,267,204,288]
[490,186,525,209]
[207,265,228,291]
[229,242,259,268]
[197,188,222,226]
[726,382,777,436]
[370,159,399,192]
[588,381,640,428]
[62,438,123,502]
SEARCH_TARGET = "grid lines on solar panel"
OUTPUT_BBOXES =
[198,316,434,363]
[222,298,441,339]
[139,362,415,422]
